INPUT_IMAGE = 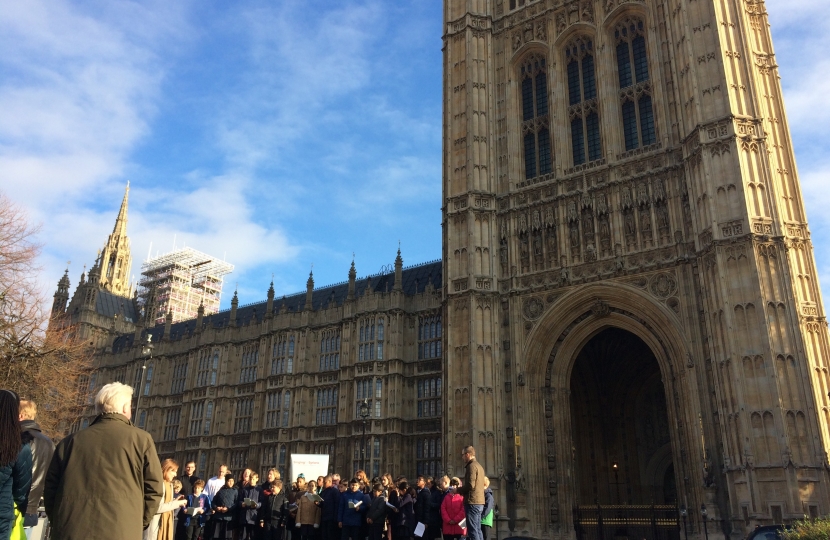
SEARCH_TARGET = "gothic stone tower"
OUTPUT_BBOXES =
[442,0,830,538]
[99,182,132,296]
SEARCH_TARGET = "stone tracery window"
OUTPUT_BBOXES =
[418,315,442,360]
[196,349,219,387]
[356,377,383,418]
[171,357,188,394]
[316,387,337,425]
[320,329,341,371]
[271,335,294,374]
[520,54,552,180]
[359,317,384,361]
[266,390,291,428]
[239,343,259,384]
[234,397,253,433]
[163,406,181,441]
[615,17,656,151]
[189,399,213,436]
[566,36,602,165]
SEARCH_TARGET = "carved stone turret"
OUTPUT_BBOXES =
[163,308,172,340]
[230,290,238,327]
[83,255,102,310]
[393,248,403,291]
[305,271,314,311]
[347,260,356,300]
[196,301,205,331]
[51,269,71,319]
[266,281,275,317]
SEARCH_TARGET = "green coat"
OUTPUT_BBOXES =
[44,413,164,540]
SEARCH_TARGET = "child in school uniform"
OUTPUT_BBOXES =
[181,479,210,540]
[211,475,238,539]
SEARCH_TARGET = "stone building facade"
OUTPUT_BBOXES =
[51,185,140,350]
[75,252,444,483]
[442,0,830,538]
[54,0,830,538]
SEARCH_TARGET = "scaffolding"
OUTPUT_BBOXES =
[139,247,234,325]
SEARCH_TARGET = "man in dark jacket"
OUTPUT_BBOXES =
[19,399,55,535]
[318,476,340,540]
[457,446,485,540]
[44,382,164,540]
[178,461,199,500]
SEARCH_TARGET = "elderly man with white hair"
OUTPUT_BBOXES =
[44,382,164,540]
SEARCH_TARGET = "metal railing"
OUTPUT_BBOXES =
[574,504,681,540]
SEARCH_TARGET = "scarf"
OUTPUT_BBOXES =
[158,481,174,540]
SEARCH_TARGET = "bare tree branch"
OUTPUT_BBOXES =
[0,192,94,438]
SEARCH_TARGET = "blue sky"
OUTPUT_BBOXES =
[1,0,828,312]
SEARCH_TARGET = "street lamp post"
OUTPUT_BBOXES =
[679,506,688,540]
[359,398,370,473]
[700,504,709,540]
[611,461,621,504]
[136,334,154,427]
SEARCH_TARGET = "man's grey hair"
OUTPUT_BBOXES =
[95,382,134,415]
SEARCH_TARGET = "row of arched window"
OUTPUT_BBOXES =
[418,315,442,360]
[239,344,259,384]
[519,16,656,180]
[359,318,384,361]
[320,329,341,371]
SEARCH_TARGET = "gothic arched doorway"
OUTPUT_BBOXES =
[569,328,676,505]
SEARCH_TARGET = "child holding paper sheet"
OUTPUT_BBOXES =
[296,480,321,540]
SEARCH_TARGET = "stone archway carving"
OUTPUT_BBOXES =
[520,282,705,533]
[643,443,674,502]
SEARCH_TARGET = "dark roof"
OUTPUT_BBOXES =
[112,260,442,353]
[95,290,137,323]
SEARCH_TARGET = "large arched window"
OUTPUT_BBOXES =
[566,36,601,165]
[615,17,656,151]
[143,362,154,396]
[520,54,552,180]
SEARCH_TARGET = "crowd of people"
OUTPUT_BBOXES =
[0,389,55,540]
[168,462,494,540]
[0,382,495,540]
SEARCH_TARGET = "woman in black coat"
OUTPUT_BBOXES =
[0,390,33,540]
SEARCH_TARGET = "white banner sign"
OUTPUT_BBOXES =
[289,454,330,483]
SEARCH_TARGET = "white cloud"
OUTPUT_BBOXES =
[210,1,383,173]
[0,0,309,308]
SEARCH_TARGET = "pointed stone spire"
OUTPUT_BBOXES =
[393,246,403,291]
[230,289,239,327]
[305,269,314,311]
[51,268,71,318]
[347,258,356,300]
[266,279,275,317]
[196,300,205,331]
[164,307,173,340]
[83,255,101,309]
[143,286,157,326]
[99,183,132,295]
[87,251,102,284]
